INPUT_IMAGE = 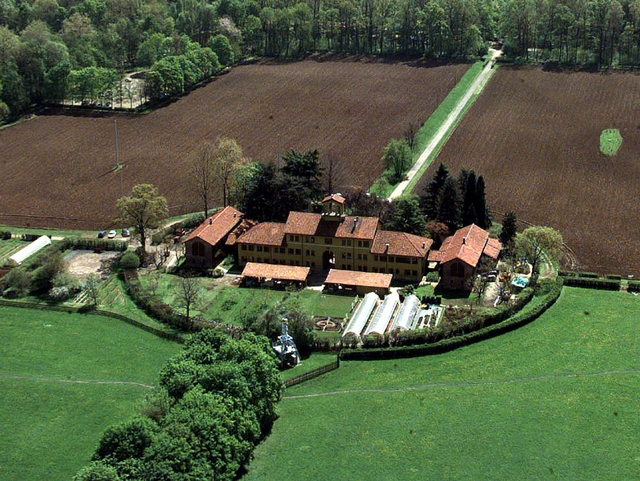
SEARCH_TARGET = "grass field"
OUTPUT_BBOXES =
[0,306,181,481]
[140,273,356,324]
[600,128,622,156]
[244,287,640,480]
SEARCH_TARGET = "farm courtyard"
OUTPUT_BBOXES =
[0,57,468,230]
[414,66,640,276]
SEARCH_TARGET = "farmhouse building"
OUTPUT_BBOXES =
[428,224,502,291]
[183,206,249,268]
[235,194,433,282]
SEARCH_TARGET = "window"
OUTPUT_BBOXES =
[397,256,410,264]
[374,255,379,262]
[412,258,418,264]
[306,250,310,256]
[363,254,368,261]
[192,242,205,257]
[373,267,378,272]
[325,238,333,245]
[240,245,246,251]
[295,235,300,242]
[257,245,263,252]
[248,245,254,251]
[357,254,362,260]
[264,246,270,253]
[295,249,301,255]
[310,250,315,256]
[288,248,294,254]
[346,253,352,260]
[380,255,387,262]
[342,239,346,246]
[358,240,362,247]
[363,240,370,248]
[280,247,286,254]
[405,269,411,276]
[306,236,315,243]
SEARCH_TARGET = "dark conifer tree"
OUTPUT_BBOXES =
[499,211,518,256]
[474,175,491,228]
[437,177,462,233]
[462,170,477,226]
[422,163,449,219]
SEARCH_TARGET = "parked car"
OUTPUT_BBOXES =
[97,231,106,238]
[121,228,130,237]
[107,230,117,239]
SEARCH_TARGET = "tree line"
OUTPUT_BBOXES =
[73,328,283,480]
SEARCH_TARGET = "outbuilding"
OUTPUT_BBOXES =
[324,269,393,296]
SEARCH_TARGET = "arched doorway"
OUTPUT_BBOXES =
[322,250,335,270]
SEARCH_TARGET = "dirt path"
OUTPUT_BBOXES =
[283,368,640,400]
[389,49,502,200]
[1,373,154,389]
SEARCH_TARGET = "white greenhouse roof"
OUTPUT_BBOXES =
[8,236,51,266]
[342,292,378,338]
[365,292,399,336]
[391,294,420,331]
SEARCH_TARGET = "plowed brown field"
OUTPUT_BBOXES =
[0,57,468,230]
[413,66,640,276]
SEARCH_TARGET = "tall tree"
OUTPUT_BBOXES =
[422,163,449,219]
[381,138,411,182]
[212,136,248,208]
[437,176,462,233]
[461,169,477,226]
[189,141,216,217]
[474,175,491,228]
[175,275,204,323]
[499,211,518,256]
[515,225,563,279]
[281,148,323,201]
[116,184,168,258]
[386,195,427,236]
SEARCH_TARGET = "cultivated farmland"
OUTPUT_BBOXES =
[413,66,640,276]
[0,57,468,230]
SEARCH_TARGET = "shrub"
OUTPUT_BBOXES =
[3,268,32,297]
[49,286,71,301]
[120,251,141,270]
[61,238,127,252]
[425,271,440,283]
[0,231,11,240]
[563,277,620,290]
[628,280,640,293]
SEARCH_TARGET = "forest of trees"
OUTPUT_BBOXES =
[3,0,640,119]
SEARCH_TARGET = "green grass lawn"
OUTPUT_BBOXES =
[244,287,640,480]
[280,352,339,381]
[0,306,181,481]
[140,272,356,325]
[600,128,622,156]
[0,238,24,263]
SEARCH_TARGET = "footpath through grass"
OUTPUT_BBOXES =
[0,306,181,481]
[244,287,640,480]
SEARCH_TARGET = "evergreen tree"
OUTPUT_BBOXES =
[437,177,462,233]
[499,211,518,255]
[474,175,491,228]
[422,163,449,219]
[461,170,477,226]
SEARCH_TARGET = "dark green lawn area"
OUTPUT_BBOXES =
[244,288,640,480]
[0,306,181,481]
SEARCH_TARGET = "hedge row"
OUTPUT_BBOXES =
[61,238,128,252]
[121,269,244,336]
[340,278,564,361]
[628,280,640,292]
[559,270,600,278]
[562,277,621,290]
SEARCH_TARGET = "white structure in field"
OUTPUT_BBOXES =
[391,294,421,331]
[7,236,51,266]
[365,292,399,336]
[273,314,300,368]
[342,292,378,338]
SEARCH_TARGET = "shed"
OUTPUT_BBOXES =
[324,269,393,296]
[241,262,310,288]
[7,236,51,266]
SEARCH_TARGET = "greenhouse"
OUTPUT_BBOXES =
[7,236,51,266]
[365,292,399,336]
[391,294,420,331]
[342,292,378,338]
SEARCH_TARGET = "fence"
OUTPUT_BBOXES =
[283,357,340,388]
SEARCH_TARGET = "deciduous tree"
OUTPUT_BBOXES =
[116,184,168,258]
[515,225,563,279]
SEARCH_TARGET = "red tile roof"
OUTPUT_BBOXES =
[225,218,259,246]
[184,206,243,246]
[322,193,345,204]
[325,269,393,289]
[284,212,322,235]
[236,222,286,247]
[372,230,433,258]
[428,224,501,267]
[241,262,310,282]
[284,212,378,240]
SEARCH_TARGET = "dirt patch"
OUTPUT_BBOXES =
[414,66,640,276]
[0,57,469,230]
[66,250,120,280]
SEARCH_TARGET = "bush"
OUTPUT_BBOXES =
[120,251,140,270]
[628,280,640,293]
[3,268,31,297]
[49,286,71,301]
[563,277,620,290]
[61,238,127,252]
[425,271,440,283]
[0,231,11,240]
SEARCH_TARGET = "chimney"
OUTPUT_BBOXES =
[352,217,359,233]
[422,242,426,249]
[462,237,466,244]
[209,217,213,225]
[385,243,390,252]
